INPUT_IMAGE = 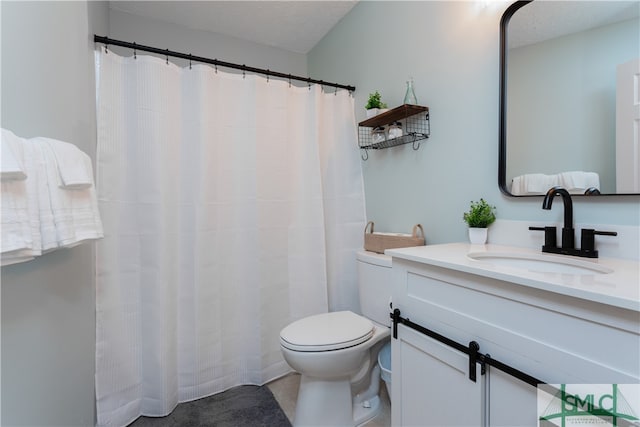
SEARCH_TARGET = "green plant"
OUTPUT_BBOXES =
[365,91,388,109]
[463,199,497,228]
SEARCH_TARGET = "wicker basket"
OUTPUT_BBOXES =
[363,221,425,254]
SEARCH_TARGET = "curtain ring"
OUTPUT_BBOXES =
[105,44,108,54]
[166,49,169,65]
[214,60,218,74]
[335,87,338,96]
[308,81,311,91]
[266,70,269,83]
[288,74,292,88]
[133,42,137,59]
[189,54,192,70]
[242,65,246,79]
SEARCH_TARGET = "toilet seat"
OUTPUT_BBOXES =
[280,311,374,352]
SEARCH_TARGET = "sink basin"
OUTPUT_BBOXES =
[467,251,613,275]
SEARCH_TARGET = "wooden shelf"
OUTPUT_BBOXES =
[358,104,430,159]
[359,104,429,128]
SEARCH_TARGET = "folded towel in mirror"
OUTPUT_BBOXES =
[512,171,600,195]
[511,173,559,195]
[559,171,600,193]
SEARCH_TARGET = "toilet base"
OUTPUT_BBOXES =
[353,395,381,427]
[293,365,382,427]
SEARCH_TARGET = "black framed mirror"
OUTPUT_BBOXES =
[499,0,640,197]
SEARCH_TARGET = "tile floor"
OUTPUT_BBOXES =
[267,372,391,427]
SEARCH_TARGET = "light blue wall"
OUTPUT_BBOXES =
[309,1,640,244]
[1,1,109,425]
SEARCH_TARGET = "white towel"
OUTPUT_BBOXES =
[1,131,103,266]
[1,129,28,181]
[559,171,600,194]
[1,139,43,266]
[1,250,36,266]
[38,140,103,248]
[511,173,559,195]
[1,180,33,254]
[511,175,530,195]
[34,137,93,189]
[32,143,58,251]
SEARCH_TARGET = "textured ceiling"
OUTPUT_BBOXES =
[109,1,358,54]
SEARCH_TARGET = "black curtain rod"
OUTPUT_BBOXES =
[94,35,356,92]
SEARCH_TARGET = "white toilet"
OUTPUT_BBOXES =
[279,250,392,426]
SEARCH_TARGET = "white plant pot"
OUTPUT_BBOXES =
[468,227,488,245]
[379,108,389,115]
[366,108,379,118]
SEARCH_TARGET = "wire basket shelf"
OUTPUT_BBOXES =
[358,105,430,160]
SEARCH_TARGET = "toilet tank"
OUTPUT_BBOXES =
[357,250,392,327]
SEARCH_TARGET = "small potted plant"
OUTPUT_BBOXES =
[463,198,496,244]
[365,91,388,118]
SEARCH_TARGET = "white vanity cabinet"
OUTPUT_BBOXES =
[388,244,640,427]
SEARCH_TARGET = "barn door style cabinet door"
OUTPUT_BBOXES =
[392,323,540,426]
[392,324,485,426]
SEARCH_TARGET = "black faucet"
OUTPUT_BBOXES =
[542,186,574,250]
[584,187,601,195]
[529,186,617,258]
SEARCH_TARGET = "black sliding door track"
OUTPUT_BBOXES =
[391,308,543,387]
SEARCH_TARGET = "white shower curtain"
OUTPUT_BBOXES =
[94,47,366,427]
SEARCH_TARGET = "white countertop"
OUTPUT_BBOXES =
[386,243,640,312]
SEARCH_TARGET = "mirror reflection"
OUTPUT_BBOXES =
[500,0,640,196]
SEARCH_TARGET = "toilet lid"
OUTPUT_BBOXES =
[280,311,374,352]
